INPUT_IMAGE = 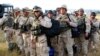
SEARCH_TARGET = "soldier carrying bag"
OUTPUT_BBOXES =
[77,17,90,40]
[59,15,70,32]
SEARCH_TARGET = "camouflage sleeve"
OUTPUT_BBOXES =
[0,18,5,26]
[85,17,91,33]
[93,19,100,28]
[29,17,35,24]
[69,15,78,27]
[18,16,25,26]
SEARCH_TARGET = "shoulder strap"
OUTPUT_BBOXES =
[83,16,86,24]
[24,17,29,25]
[67,14,71,21]
[16,16,21,23]
[83,15,86,22]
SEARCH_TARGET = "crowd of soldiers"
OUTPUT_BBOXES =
[0,5,100,56]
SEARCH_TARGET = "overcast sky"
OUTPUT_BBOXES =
[0,0,100,10]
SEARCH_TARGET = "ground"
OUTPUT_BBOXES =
[0,14,100,56]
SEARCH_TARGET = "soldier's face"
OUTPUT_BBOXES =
[60,8,67,15]
[47,13,53,18]
[23,11,29,16]
[90,15,96,19]
[74,11,78,16]
[78,10,84,16]
[15,11,20,16]
[34,11,40,17]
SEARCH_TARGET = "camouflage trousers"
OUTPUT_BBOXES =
[15,30,24,53]
[21,32,32,56]
[4,27,15,49]
[36,34,49,56]
[89,32,99,50]
[74,34,89,56]
[58,30,74,56]
[24,33,36,56]
[22,32,48,56]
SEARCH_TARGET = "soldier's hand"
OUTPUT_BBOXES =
[39,16,43,20]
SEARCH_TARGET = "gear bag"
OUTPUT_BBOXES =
[20,17,31,33]
[41,19,61,37]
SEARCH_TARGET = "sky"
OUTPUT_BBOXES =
[0,0,100,11]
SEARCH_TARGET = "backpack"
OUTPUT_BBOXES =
[13,22,19,30]
[5,17,14,27]
[41,19,60,37]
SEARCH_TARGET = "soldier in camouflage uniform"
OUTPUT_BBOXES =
[89,12,100,51]
[76,8,91,56]
[18,7,34,56]
[31,6,52,56]
[13,8,25,54]
[56,5,77,56]
[3,13,15,51]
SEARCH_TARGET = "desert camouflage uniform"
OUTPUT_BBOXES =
[89,18,100,51]
[56,12,77,56]
[31,15,52,56]
[3,13,15,50]
[13,8,24,53]
[76,15,91,56]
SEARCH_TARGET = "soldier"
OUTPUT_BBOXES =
[13,8,25,54]
[31,6,52,56]
[76,8,91,56]
[89,12,99,51]
[19,7,34,56]
[13,7,21,18]
[56,5,77,56]
[74,11,78,17]
[56,7,60,16]
[0,13,8,29]
[3,13,15,51]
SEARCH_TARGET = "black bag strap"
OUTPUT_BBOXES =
[24,17,29,25]
[15,16,21,23]
[67,14,71,22]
